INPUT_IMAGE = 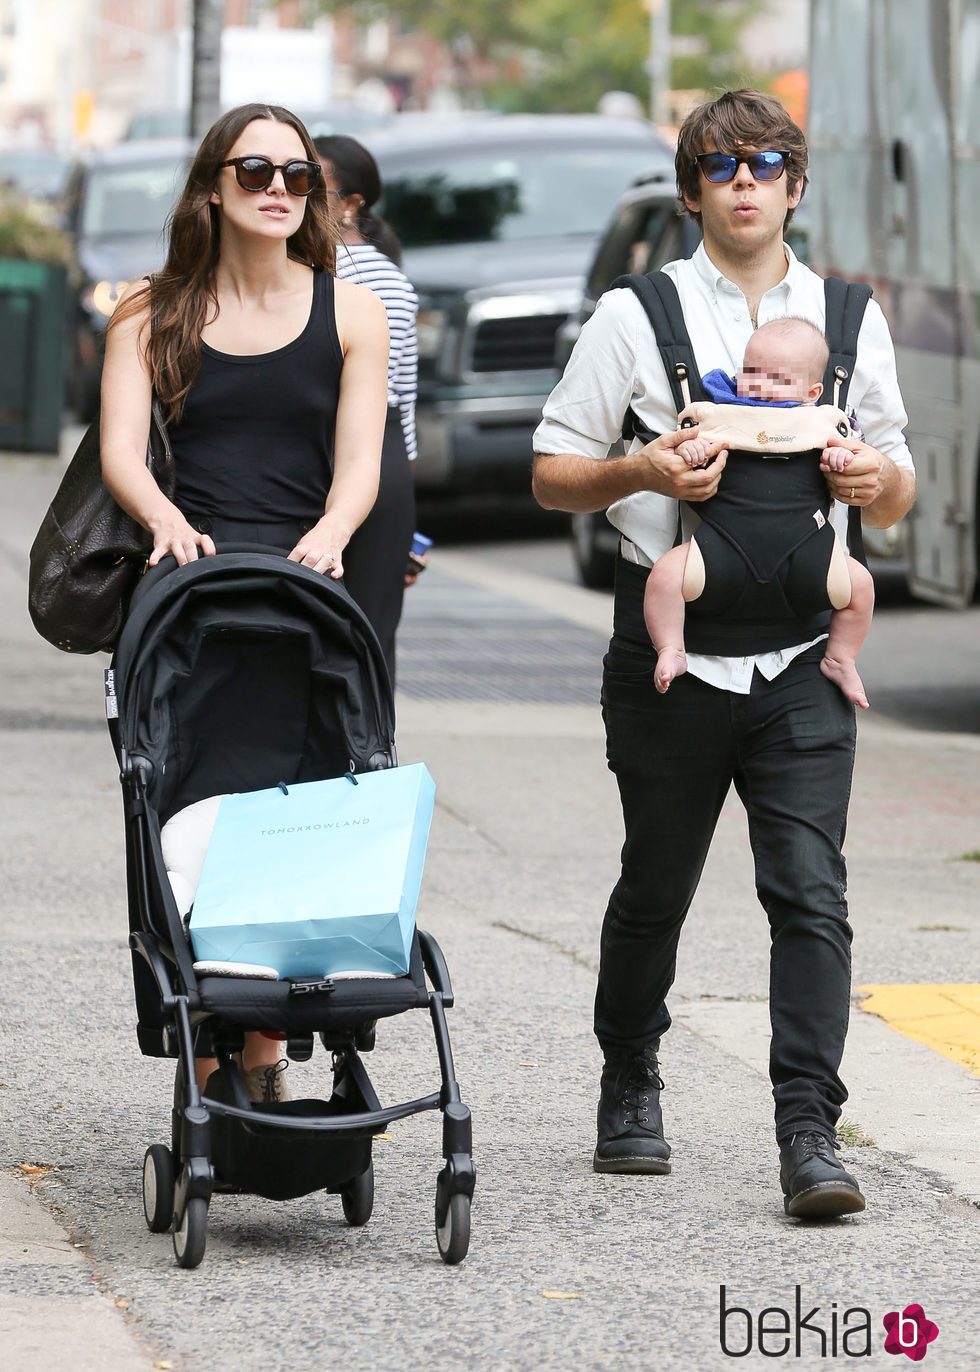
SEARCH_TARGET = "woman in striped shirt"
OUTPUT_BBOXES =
[315,134,420,682]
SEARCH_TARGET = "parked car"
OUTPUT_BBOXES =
[0,147,70,203]
[362,115,673,496]
[125,105,392,142]
[61,139,192,420]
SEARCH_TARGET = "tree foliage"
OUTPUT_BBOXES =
[306,0,768,112]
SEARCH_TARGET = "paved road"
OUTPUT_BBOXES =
[468,529,980,736]
[2,454,978,1370]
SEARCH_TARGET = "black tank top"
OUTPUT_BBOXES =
[171,268,343,525]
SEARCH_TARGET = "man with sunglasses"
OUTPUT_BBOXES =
[532,90,915,1217]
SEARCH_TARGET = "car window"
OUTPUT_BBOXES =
[586,199,693,297]
[0,150,69,200]
[81,160,186,238]
[378,144,669,247]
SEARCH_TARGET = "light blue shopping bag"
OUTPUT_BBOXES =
[188,765,435,978]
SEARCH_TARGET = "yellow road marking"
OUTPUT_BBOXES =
[857,984,980,1077]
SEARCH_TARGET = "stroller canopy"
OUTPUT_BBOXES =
[110,548,396,823]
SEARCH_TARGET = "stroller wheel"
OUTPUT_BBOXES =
[172,1196,208,1269]
[435,1191,470,1266]
[142,1145,176,1234]
[340,1161,374,1227]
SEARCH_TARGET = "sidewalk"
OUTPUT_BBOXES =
[0,1172,153,1371]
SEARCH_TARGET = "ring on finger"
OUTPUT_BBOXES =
[848,486,856,499]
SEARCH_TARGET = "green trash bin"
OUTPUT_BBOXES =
[0,257,67,453]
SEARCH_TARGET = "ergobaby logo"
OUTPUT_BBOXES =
[260,819,371,836]
[756,430,795,445]
[719,1287,940,1360]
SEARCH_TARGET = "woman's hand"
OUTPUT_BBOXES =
[639,425,729,502]
[287,515,352,577]
[148,509,216,567]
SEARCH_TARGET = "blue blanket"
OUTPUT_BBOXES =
[700,368,801,409]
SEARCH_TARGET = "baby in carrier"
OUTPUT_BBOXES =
[644,317,875,707]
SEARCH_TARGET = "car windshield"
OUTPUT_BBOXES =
[0,150,68,199]
[378,143,668,247]
[81,159,186,238]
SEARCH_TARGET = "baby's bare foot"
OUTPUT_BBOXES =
[820,654,869,709]
[654,647,687,694]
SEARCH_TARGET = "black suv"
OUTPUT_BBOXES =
[366,115,673,496]
[61,139,192,420]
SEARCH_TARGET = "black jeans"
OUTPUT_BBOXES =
[595,563,856,1140]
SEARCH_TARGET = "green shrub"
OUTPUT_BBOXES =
[0,191,70,264]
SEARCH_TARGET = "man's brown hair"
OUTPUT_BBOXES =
[675,89,808,229]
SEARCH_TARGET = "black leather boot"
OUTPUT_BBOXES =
[593,1045,671,1175]
[779,1131,866,1218]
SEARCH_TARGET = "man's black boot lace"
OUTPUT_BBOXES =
[779,1130,866,1218]
[593,1045,671,1175]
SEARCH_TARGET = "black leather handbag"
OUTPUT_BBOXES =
[28,399,175,654]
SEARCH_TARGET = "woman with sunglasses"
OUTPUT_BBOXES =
[100,103,389,1101]
[102,102,388,582]
[313,134,420,684]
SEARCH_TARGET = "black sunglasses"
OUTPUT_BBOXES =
[695,150,790,184]
[221,156,321,195]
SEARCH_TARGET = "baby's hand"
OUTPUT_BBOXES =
[821,444,854,473]
[677,435,714,468]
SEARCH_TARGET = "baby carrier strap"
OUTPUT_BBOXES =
[822,276,873,567]
[608,272,707,443]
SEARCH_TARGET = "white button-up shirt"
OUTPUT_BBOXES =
[533,243,914,692]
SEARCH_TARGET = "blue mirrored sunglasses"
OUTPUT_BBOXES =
[695,150,790,184]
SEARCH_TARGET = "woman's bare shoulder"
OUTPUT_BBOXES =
[333,274,386,310]
[332,274,388,342]
[106,278,153,346]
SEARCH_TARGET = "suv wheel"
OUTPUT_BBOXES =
[571,512,617,589]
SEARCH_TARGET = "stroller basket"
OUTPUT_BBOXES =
[111,548,475,1267]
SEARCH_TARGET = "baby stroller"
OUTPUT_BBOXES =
[107,545,475,1269]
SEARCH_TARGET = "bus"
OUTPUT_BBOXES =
[807,0,979,605]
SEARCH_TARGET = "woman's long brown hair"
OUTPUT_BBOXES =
[111,103,338,424]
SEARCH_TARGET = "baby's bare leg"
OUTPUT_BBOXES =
[644,542,697,693]
[820,546,875,709]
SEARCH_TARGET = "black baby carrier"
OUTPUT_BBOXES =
[612,271,871,654]
[108,545,474,1268]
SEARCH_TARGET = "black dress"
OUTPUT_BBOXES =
[170,266,410,681]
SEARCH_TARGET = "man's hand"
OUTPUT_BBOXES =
[638,425,728,502]
[820,435,885,506]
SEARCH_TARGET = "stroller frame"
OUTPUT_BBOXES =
[112,549,476,1268]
